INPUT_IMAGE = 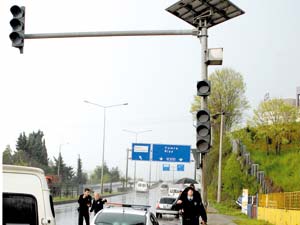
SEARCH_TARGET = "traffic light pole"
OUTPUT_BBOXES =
[24,29,197,39]
[198,18,209,208]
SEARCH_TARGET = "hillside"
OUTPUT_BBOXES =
[207,123,300,204]
[233,122,300,192]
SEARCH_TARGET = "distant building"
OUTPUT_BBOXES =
[282,98,296,107]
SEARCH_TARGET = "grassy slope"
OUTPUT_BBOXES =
[248,149,300,192]
[236,123,300,192]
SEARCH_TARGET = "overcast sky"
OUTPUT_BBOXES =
[1,0,300,180]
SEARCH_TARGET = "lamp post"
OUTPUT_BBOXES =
[84,100,128,194]
[57,142,69,177]
[213,111,229,203]
[122,129,152,188]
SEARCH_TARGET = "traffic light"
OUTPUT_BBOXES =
[9,5,25,54]
[197,80,211,96]
[196,109,211,153]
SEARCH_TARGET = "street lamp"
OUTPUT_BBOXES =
[84,100,128,194]
[57,142,69,177]
[122,129,152,188]
[212,111,230,203]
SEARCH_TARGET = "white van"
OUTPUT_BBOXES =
[3,165,56,225]
[135,181,149,193]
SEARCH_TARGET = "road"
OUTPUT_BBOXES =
[54,186,179,225]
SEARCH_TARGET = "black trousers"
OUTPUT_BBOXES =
[182,216,199,225]
[78,211,89,225]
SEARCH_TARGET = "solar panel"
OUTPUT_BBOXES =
[166,0,244,28]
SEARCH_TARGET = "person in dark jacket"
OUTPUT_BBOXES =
[90,192,107,215]
[78,188,92,225]
[177,187,207,225]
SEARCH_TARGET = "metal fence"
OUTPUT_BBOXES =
[49,184,81,198]
[259,191,300,210]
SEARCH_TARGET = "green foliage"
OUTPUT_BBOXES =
[191,68,249,132]
[89,163,122,184]
[232,122,300,191]
[15,130,48,166]
[253,98,298,125]
[2,145,13,164]
[251,99,299,155]
[2,130,77,185]
[222,154,258,201]
[207,135,258,203]
[53,153,75,183]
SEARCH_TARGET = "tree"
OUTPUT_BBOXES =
[253,98,298,125]
[110,167,120,182]
[16,132,27,152]
[52,153,74,182]
[191,68,249,132]
[89,163,110,184]
[15,130,49,166]
[75,155,83,184]
[252,98,299,154]
[89,163,120,184]
[3,145,13,164]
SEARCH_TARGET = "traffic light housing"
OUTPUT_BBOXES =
[196,109,211,153]
[197,80,211,96]
[9,5,25,54]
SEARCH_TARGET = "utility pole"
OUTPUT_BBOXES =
[217,112,224,203]
[125,148,129,188]
[199,17,209,208]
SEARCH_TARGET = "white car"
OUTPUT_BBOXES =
[156,196,178,218]
[91,204,159,225]
[168,187,181,198]
[136,181,149,193]
[160,183,169,192]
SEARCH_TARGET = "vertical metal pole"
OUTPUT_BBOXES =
[194,159,197,180]
[134,134,137,188]
[125,148,129,188]
[58,145,61,177]
[100,108,106,194]
[199,18,208,208]
[149,148,152,187]
[217,113,224,203]
[173,166,175,183]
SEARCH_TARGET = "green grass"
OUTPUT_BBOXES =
[210,202,272,225]
[248,149,300,191]
[232,123,300,192]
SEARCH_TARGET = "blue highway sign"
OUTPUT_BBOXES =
[177,164,185,171]
[152,144,190,162]
[162,164,170,171]
[132,143,151,161]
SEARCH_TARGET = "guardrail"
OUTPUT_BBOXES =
[259,191,300,210]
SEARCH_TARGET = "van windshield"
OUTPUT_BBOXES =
[3,193,38,225]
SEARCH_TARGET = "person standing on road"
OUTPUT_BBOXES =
[90,192,107,215]
[177,187,207,225]
[78,188,92,225]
